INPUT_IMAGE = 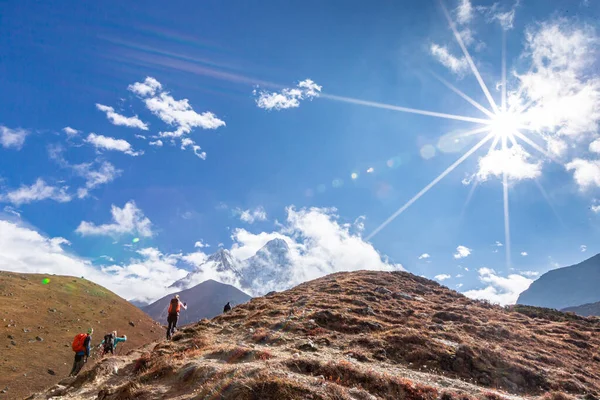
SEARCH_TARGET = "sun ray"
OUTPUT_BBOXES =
[513,130,561,164]
[456,125,493,139]
[502,31,507,112]
[321,94,492,125]
[502,170,511,269]
[439,0,500,114]
[459,178,480,224]
[366,132,495,240]
[534,179,567,229]
[430,71,495,118]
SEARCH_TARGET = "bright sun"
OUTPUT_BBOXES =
[490,111,521,141]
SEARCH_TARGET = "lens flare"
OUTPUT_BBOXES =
[132,238,140,243]
[351,172,358,180]
[42,278,50,285]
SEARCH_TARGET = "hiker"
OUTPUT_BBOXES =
[69,328,93,377]
[223,302,231,313]
[166,294,187,340]
[99,331,127,356]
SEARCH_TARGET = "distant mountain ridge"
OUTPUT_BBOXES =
[517,253,600,310]
[143,279,251,325]
[170,238,295,296]
[563,301,600,317]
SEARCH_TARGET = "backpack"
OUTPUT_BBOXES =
[103,333,115,351]
[72,333,87,352]
[168,298,180,314]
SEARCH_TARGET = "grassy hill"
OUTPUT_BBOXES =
[30,270,600,399]
[0,271,162,399]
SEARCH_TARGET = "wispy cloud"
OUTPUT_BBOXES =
[73,161,121,199]
[418,253,431,260]
[62,127,80,136]
[456,0,473,25]
[149,140,163,147]
[581,244,587,252]
[0,179,71,205]
[0,126,29,150]
[430,44,469,75]
[181,138,206,160]
[477,1,519,30]
[234,206,268,224]
[129,77,225,138]
[520,251,528,256]
[464,267,533,305]
[434,274,451,281]
[85,133,143,156]
[254,79,322,110]
[76,201,153,237]
[453,245,472,259]
[96,104,148,130]
[519,270,539,277]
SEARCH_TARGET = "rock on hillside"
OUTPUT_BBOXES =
[517,253,600,310]
[0,271,162,400]
[563,301,600,317]
[31,270,600,400]
[143,279,252,325]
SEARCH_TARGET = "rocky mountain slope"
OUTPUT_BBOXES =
[517,253,600,309]
[31,270,600,400]
[0,271,162,400]
[170,239,296,297]
[143,279,252,325]
[563,301,600,317]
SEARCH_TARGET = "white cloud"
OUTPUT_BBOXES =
[95,104,148,130]
[230,207,403,294]
[464,267,533,305]
[588,138,600,153]
[194,240,209,248]
[519,270,539,277]
[129,77,225,138]
[494,241,504,247]
[234,206,268,224]
[476,145,542,182]
[566,159,600,189]
[149,140,163,147]
[430,44,469,75]
[434,274,451,281]
[456,0,473,25]
[76,201,152,237]
[581,244,587,252]
[62,127,80,136]
[592,204,600,213]
[181,138,206,160]
[456,283,464,289]
[455,274,463,278]
[453,245,472,259]
[515,21,600,146]
[0,219,189,303]
[85,133,142,156]
[255,79,322,111]
[73,161,121,199]
[0,179,71,205]
[418,253,431,259]
[520,251,528,256]
[128,77,162,97]
[0,126,29,150]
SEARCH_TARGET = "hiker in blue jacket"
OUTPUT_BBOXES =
[69,328,93,377]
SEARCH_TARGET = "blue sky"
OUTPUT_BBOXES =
[1,0,600,304]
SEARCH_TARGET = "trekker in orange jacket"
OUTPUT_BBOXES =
[166,294,187,340]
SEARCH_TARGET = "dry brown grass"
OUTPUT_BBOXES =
[28,270,600,399]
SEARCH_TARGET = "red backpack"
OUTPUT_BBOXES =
[72,333,87,352]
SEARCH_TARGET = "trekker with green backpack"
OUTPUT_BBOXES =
[69,328,93,377]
